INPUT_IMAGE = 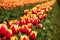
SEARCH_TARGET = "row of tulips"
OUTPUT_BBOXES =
[0,0,45,9]
[0,0,56,39]
[0,0,56,9]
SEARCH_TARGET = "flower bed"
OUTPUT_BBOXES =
[0,0,57,40]
[0,0,45,9]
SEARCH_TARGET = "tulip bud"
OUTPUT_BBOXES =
[38,24,43,29]
[27,18,33,23]
[20,35,29,40]
[29,31,37,39]
[41,7,46,12]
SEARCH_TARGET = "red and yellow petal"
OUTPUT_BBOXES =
[10,25,18,35]
[10,36,18,40]
[6,29,13,38]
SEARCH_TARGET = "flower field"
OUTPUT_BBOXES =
[0,0,60,40]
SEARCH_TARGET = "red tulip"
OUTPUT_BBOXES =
[13,20,19,25]
[29,31,37,39]
[0,24,7,37]
[37,12,43,16]
[37,8,41,12]
[21,25,28,33]
[38,24,43,29]
[20,35,29,40]
[10,25,18,35]
[41,7,46,12]
[20,17,23,20]
[17,27,22,33]
[32,18,39,25]
[24,9,29,14]
[27,23,33,29]
[42,13,47,19]
[27,28,32,35]
[6,29,13,38]
[27,18,33,23]
[9,20,19,26]
[20,19,27,25]
[31,7,37,14]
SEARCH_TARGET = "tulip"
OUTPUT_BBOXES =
[0,24,8,37]
[42,13,47,19]
[37,12,43,16]
[27,18,33,23]
[10,25,18,35]
[27,23,33,29]
[38,24,43,29]
[9,20,14,26]
[20,35,29,40]
[38,14,43,19]
[17,27,22,33]
[9,20,19,26]
[27,28,32,35]
[29,31,37,39]
[21,25,28,33]
[10,36,18,40]
[13,20,19,25]
[6,29,13,38]
[24,9,29,14]
[20,19,27,25]
[32,18,40,25]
